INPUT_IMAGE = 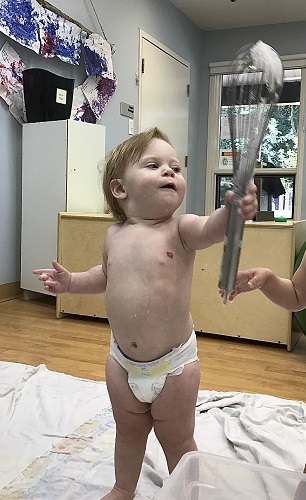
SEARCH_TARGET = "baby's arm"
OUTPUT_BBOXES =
[34,229,113,294]
[179,183,257,250]
[226,253,306,311]
[68,263,107,294]
[33,260,107,295]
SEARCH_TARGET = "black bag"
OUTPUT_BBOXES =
[23,68,74,123]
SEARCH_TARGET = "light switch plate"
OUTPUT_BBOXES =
[128,118,134,135]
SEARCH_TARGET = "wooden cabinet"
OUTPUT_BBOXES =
[21,120,106,295]
[191,221,306,351]
[57,214,306,351]
[57,213,114,319]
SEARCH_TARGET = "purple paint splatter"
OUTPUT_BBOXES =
[81,74,117,120]
[90,76,117,119]
[74,102,96,124]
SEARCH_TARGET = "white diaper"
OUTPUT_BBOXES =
[110,331,198,403]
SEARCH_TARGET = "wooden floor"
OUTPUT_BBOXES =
[1,296,306,402]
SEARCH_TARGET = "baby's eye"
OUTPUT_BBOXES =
[172,165,181,173]
[147,163,158,169]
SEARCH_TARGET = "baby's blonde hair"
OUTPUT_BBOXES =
[102,127,172,221]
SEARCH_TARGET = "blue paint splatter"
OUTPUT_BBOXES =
[55,36,81,65]
[0,0,39,52]
[39,10,81,64]
[0,2,82,65]
[83,44,108,77]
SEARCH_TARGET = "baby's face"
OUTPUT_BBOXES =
[122,138,186,220]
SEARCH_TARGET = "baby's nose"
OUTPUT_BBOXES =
[163,165,175,176]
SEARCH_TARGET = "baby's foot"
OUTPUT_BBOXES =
[101,485,134,500]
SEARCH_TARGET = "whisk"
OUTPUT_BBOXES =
[219,40,284,304]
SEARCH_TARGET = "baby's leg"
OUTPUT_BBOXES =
[102,354,153,500]
[151,360,200,473]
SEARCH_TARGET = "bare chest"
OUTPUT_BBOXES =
[107,225,190,277]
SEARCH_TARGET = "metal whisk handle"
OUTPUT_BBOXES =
[218,201,245,304]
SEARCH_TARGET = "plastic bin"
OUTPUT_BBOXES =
[155,451,306,500]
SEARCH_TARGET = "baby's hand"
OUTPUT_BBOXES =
[33,261,71,294]
[219,268,270,301]
[225,182,258,220]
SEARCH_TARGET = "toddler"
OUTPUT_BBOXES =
[34,127,257,499]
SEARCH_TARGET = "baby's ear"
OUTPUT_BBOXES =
[110,178,127,199]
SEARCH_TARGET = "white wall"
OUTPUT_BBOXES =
[0,96,22,284]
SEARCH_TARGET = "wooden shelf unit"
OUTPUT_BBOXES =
[57,214,306,351]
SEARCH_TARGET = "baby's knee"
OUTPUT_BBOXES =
[116,415,153,441]
[154,421,194,449]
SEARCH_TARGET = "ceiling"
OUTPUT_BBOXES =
[169,0,306,31]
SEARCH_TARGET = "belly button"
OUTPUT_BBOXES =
[131,341,137,348]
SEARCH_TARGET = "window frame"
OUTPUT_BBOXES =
[205,54,306,220]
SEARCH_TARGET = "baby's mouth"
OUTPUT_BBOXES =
[161,183,176,190]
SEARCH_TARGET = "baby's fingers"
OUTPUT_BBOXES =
[228,290,238,301]
[44,278,57,287]
[33,268,54,276]
[52,261,67,273]
[38,273,54,282]
[238,197,257,219]
[43,281,57,293]
[219,289,238,303]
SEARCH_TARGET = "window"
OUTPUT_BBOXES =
[206,57,306,220]
[216,174,295,218]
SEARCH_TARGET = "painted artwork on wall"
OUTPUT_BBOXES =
[0,0,116,123]
[38,7,85,65]
[82,74,117,121]
[70,85,97,124]
[0,42,26,123]
[83,33,113,79]
[0,0,84,64]
[0,0,40,54]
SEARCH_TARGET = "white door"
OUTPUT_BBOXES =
[139,32,190,214]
